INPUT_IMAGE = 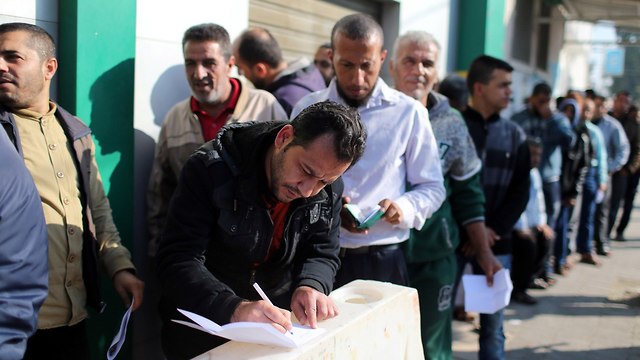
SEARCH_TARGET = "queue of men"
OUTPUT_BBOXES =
[2,12,639,360]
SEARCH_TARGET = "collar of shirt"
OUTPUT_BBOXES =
[464,106,501,124]
[13,101,58,121]
[326,78,400,110]
[190,78,241,142]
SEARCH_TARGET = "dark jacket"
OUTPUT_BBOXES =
[464,107,530,255]
[615,112,640,174]
[267,61,326,116]
[157,122,342,348]
[1,104,109,313]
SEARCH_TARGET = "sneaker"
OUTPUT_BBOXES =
[529,278,548,290]
[511,291,538,305]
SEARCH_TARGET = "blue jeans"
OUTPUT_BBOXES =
[576,167,597,254]
[455,253,512,360]
[543,180,561,229]
[554,204,572,267]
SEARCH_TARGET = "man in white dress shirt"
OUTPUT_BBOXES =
[291,13,444,287]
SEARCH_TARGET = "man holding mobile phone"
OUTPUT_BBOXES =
[292,14,444,288]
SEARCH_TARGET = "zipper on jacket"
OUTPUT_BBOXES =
[249,266,258,286]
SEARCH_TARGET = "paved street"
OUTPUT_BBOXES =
[453,208,640,359]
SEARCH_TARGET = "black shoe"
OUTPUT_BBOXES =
[511,291,538,305]
[613,234,626,242]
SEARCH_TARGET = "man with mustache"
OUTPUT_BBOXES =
[292,14,445,288]
[0,22,144,359]
[147,23,286,258]
[156,101,366,359]
[389,31,501,359]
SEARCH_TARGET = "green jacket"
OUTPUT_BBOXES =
[404,93,485,263]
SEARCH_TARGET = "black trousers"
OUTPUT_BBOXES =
[23,321,89,360]
[607,171,628,237]
[511,228,550,292]
[615,170,640,237]
[334,243,408,289]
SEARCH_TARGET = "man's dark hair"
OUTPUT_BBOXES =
[532,82,551,97]
[439,74,468,105]
[235,28,282,68]
[616,90,631,98]
[330,13,383,50]
[466,55,513,94]
[319,42,331,50]
[290,101,367,167]
[182,23,232,61]
[0,22,56,60]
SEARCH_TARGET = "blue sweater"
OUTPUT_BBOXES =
[511,107,574,183]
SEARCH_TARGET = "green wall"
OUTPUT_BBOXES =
[456,0,506,71]
[58,0,136,358]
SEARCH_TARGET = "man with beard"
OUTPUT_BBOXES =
[156,101,366,359]
[147,23,286,257]
[389,30,501,359]
[292,14,444,288]
[0,22,144,359]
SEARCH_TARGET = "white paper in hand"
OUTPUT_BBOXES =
[462,269,513,314]
[107,297,134,360]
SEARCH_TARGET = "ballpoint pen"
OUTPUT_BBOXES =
[252,282,294,335]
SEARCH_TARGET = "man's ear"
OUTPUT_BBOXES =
[226,55,236,74]
[388,58,395,73]
[473,82,483,97]
[380,49,387,64]
[274,124,294,150]
[44,57,58,81]
[253,62,269,79]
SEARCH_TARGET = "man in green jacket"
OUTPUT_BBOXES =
[390,31,501,359]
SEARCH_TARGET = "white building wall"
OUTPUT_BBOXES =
[398,0,452,81]
[555,21,592,96]
[134,0,249,141]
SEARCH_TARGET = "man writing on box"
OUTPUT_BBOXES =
[157,101,367,359]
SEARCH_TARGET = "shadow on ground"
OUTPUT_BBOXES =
[456,346,640,360]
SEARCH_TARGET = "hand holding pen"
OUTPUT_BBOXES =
[229,283,293,334]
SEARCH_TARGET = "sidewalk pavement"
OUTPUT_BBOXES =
[453,213,640,359]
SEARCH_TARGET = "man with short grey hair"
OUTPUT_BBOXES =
[390,30,500,359]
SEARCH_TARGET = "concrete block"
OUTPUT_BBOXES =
[193,280,424,359]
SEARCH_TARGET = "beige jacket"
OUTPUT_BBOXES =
[147,78,287,255]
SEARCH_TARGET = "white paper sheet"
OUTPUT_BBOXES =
[174,308,325,348]
[462,269,513,314]
[107,297,134,360]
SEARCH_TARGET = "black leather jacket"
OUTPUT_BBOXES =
[157,121,343,328]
